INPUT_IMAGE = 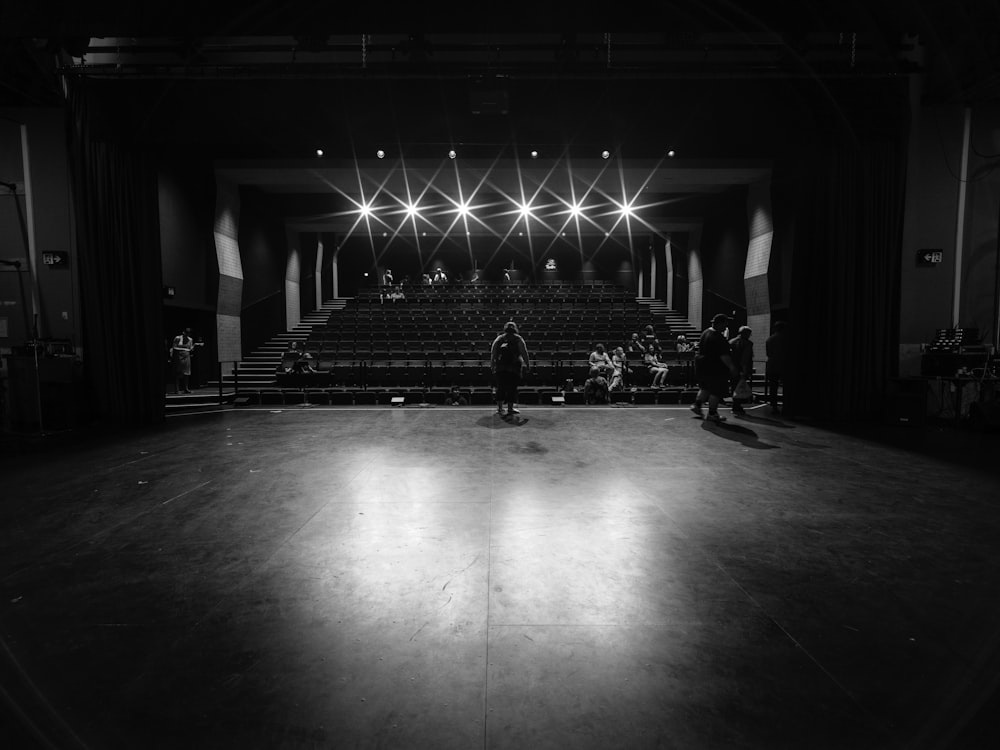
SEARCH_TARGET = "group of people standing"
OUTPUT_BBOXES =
[690,315,786,422]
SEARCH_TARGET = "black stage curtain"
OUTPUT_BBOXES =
[785,82,908,422]
[68,81,165,426]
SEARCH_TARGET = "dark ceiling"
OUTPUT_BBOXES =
[2,1,999,107]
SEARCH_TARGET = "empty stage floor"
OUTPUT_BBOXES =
[2,405,1000,749]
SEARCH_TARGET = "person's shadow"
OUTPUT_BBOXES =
[735,410,795,429]
[477,413,530,429]
[701,419,778,449]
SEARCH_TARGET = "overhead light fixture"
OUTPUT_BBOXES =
[518,202,532,218]
[315,148,324,157]
[376,149,386,159]
[405,203,420,218]
[530,150,539,159]
[601,150,610,159]
[448,149,457,159]
[568,203,583,218]
[667,149,676,158]
[358,202,374,218]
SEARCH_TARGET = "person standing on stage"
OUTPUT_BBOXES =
[728,325,754,415]
[490,321,530,417]
[765,321,787,415]
[171,328,195,394]
[691,314,738,422]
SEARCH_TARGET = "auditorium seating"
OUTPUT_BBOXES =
[264,281,703,402]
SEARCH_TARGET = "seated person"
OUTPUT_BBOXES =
[446,387,469,406]
[626,332,646,354]
[644,349,670,388]
[584,373,610,404]
[610,346,628,391]
[588,343,614,378]
[281,341,317,374]
[675,334,693,353]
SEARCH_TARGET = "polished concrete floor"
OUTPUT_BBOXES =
[2,404,1000,749]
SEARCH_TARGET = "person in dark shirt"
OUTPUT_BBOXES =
[691,313,738,422]
[728,325,754,416]
[765,321,787,415]
[490,321,530,417]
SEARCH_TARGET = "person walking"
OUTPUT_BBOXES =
[691,314,738,422]
[490,321,530,417]
[728,325,754,415]
[765,321,787,415]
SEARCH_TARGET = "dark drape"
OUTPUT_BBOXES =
[786,81,909,422]
[68,81,165,426]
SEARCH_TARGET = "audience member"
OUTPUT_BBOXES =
[588,343,614,379]
[490,321,530,417]
[446,386,469,406]
[584,372,610,404]
[765,320,787,415]
[433,267,448,283]
[691,313,739,422]
[610,346,628,391]
[644,348,670,388]
[728,325,754,415]
[675,334,693,353]
[627,332,645,354]
[281,341,317,374]
[382,268,394,286]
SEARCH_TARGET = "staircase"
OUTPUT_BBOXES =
[213,299,348,390]
[636,298,701,340]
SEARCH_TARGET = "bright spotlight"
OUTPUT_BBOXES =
[405,203,420,218]
[667,149,676,158]
[619,201,635,218]
[315,148,324,157]
[456,201,470,217]
[601,150,610,159]
[358,202,373,218]
[376,149,386,159]
[448,149,457,159]
[530,150,538,159]
[568,203,583,218]
[518,202,533,218]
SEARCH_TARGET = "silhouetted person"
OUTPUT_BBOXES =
[490,321,530,417]
[691,314,738,422]
[765,321,787,415]
[728,325,754,415]
[171,328,195,393]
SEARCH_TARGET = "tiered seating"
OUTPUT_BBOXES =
[274,282,695,398]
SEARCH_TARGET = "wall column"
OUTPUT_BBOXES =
[315,237,324,305]
[745,181,774,341]
[665,236,674,309]
[213,180,243,363]
[687,227,703,329]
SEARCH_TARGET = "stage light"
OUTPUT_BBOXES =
[405,203,420,218]
[518,202,532,218]
[568,203,583,218]
[358,202,374,218]
[530,150,538,159]
[456,201,471,217]
[667,149,676,158]
[601,150,610,159]
[448,149,457,159]
[376,149,386,159]
[315,148,324,157]
[618,201,635,218]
